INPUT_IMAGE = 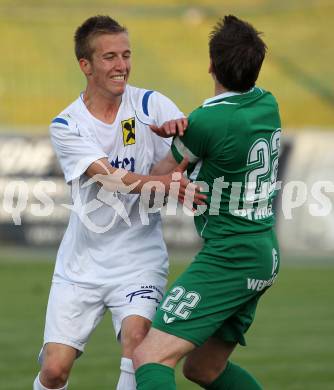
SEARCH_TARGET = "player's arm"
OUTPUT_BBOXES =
[50,115,205,205]
[85,157,175,192]
[170,109,210,166]
[146,91,188,137]
[150,151,179,175]
[85,157,206,205]
[151,110,210,176]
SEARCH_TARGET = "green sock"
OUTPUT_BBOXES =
[135,363,176,390]
[205,361,263,390]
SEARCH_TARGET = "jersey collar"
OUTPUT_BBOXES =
[203,87,255,106]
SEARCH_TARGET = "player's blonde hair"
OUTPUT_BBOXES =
[74,15,128,61]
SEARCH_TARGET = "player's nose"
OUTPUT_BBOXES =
[114,56,127,71]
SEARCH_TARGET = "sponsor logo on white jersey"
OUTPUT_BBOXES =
[121,117,136,146]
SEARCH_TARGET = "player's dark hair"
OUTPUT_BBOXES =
[209,15,267,92]
[74,15,127,60]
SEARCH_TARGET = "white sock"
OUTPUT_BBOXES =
[116,357,136,390]
[33,373,68,390]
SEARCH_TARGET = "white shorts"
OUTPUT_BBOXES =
[41,276,166,354]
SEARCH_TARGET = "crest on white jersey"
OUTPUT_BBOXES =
[122,117,136,146]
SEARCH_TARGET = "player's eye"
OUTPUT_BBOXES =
[104,55,115,60]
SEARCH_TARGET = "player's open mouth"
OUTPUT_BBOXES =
[110,75,126,81]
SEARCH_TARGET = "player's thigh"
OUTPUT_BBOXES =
[151,259,238,347]
[106,276,167,341]
[152,230,279,347]
[215,292,261,347]
[133,327,195,369]
[43,282,105,353]
[211,230,280,345]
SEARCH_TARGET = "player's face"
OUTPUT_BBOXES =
[88,33,131,98]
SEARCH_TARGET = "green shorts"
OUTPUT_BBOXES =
[152,229,279,346]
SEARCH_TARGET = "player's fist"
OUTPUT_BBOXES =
[162,157,207,208]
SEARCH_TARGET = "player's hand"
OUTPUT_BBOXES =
[163,157,207,208]
[150,118,188,138]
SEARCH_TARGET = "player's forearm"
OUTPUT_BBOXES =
[86,157,170,194]
[150,160,175,176]
[150,151,179,175]
[123,170,170,193]
[85,157,206,205]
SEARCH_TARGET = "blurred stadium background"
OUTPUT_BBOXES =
[0,0,333,389]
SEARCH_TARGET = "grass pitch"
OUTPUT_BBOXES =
[0,252,333,390]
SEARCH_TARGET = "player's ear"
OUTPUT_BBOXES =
[208,60,218,82]
[79,58,93,76]
[208,60,213,74]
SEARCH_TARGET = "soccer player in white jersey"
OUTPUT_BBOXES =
[32,15,202,390]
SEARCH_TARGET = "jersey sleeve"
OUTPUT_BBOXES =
[148,91,184,127]
[171,108,209,164]
[142,91,181,164]
[151,134,172,165]
[50,117,107,184]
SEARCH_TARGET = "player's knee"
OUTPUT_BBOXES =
[123,327,149,353]
[183,359,203,384]
[40,362,69,387]
[183,359,220,386]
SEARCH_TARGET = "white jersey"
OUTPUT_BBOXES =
[50,85,183,287]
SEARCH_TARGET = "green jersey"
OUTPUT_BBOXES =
[171,87,281,239]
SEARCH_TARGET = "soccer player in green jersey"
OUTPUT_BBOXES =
[133,15,281,390]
